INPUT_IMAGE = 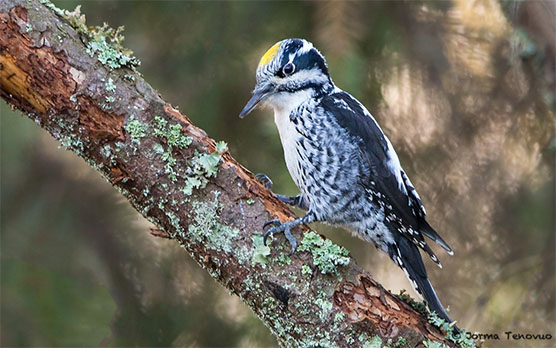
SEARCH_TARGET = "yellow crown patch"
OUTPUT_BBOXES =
[258,42,281,69]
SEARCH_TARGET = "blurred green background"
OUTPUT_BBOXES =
[1,0,554,347]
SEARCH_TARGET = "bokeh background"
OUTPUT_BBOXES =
[1,1,554,347]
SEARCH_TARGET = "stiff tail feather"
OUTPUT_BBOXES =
[420,220,454,255]
[392,237,459,332]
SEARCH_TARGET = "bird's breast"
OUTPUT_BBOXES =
[273,108,304,189]
[274,106,370,220]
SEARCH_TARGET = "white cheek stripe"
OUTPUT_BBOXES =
[285,68,329,86]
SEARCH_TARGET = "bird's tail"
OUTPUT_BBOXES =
[392,237,458,331]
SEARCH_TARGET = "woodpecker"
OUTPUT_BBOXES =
[240,38,456,326]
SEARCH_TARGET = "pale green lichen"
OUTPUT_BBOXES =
[140,197,155,215]
[58,135,72,148]
[251,235,271,266]
[272,252,291,266]
[40,1,140,71]
[103,77,116,108]
[142,187,150,197]
[357,333,384,348]
[150,116,193,182]
[422,340,450,348]
[186,193,240,254]
[99,144,112,158]
[196,151,222,177]
[301,264,312,276]
[263,296,276,308]
[85,24,140,70]
[182,177,203,195]
[215,141,228,154]
[427,311,476,348]
[257,296,299,346]
[161,150,178,181]
[291,296,313,320]
[56,130,85,153]
[182,141,227,193]
[152,142,165,155]
[397,289,427,313]
[297,331,336,348]
[123,115,198,182]
[123,115,147,144]
[333,311,345,325]
[315,298,333,321]
[362,336,383,348]
[99,144,116,165]
[152,116,168,137]
[40,0,84,27]
[297,231,350,275]
[105,77,116,92]
[165,210,182,237]
[246,198,255,205]
[167,123,192,148]
[392,337,406,348]
[234,244,252,265]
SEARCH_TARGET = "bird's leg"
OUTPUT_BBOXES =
[275,194,309,210]
[263,212,316,255]
[255,173,308,210]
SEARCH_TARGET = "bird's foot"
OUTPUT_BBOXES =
[255,173,302,207]
[263,218,300,255]
[255,173,273,190]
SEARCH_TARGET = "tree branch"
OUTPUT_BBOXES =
[0,1,459,346]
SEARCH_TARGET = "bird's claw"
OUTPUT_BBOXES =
[263,219,281,232]
[263,219,299,255]
[255,173,273,190]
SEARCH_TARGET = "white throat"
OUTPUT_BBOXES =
[265,89,313,190]
[266,89,312,141]
[265,89,313,115]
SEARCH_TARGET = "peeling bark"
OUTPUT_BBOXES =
[0,1,458,346]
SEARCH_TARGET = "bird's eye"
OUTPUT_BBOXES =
[281,63,295,76]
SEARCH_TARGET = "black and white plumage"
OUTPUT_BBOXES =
[240,38,456,325]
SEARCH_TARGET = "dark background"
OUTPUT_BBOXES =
[1,1,554,347]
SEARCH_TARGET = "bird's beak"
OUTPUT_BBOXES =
[239,89,271,118]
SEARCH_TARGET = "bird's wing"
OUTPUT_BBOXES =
[320,90,452,258]
[320,90,421,223]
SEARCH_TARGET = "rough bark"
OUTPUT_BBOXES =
[0,1,458,346]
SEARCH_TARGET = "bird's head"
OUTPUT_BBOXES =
[239,38,333,118]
